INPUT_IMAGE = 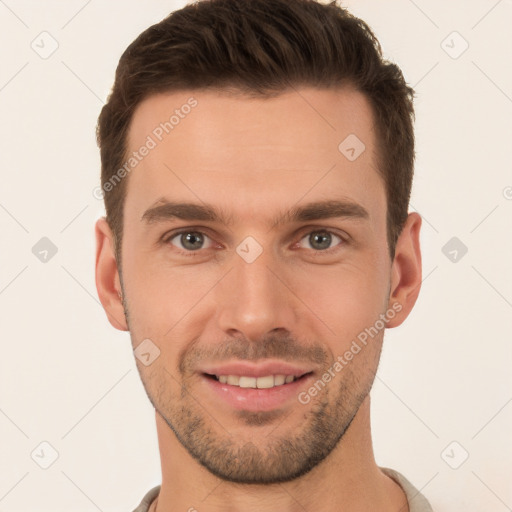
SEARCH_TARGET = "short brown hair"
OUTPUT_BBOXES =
[96,0,415,263]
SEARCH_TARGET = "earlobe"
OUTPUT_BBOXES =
[95,217,129,331]
[386,212,422,329]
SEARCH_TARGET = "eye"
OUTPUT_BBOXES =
[162,228,347,257]
[297,230,346,252]
[165,230,214,254]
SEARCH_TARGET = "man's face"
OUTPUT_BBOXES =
[119,87,394,483]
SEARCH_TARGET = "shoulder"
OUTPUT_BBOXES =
[380,467,434,512]
[131,485,161,512]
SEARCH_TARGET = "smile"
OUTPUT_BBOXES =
[207,374,303,388]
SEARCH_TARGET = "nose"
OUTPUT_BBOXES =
[216,246,299,343]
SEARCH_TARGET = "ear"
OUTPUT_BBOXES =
[95,217,128,331]
[386,212,422,328]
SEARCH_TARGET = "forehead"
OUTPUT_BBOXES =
[124,87,384,228]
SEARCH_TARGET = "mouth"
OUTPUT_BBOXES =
[203,372,312,389]
[198,363,315,412]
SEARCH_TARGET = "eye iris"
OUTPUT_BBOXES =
[182,232,204,250]
[310,231,331,250]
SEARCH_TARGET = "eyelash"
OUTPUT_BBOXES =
[161,228,349,258]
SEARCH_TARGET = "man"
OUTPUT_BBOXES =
[95,0,432,510]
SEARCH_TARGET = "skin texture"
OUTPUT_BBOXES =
[95,87,422,511]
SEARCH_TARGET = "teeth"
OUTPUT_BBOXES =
[227,375,239,386]
[274,375,286,386]
[214,374,298,388]
[256,375,274,389]
[239,376,257,388]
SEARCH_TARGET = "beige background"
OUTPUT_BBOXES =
[0,0,511,510]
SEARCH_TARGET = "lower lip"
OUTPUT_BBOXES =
[200,374,313,412]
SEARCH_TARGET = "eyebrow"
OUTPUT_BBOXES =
[141,198,370,229]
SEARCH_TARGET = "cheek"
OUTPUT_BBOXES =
[122,252,219,338]
[296,261,388,343]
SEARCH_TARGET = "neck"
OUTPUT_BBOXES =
[151,395,408,512]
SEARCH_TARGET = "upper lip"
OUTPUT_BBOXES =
[200,360,314,378]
